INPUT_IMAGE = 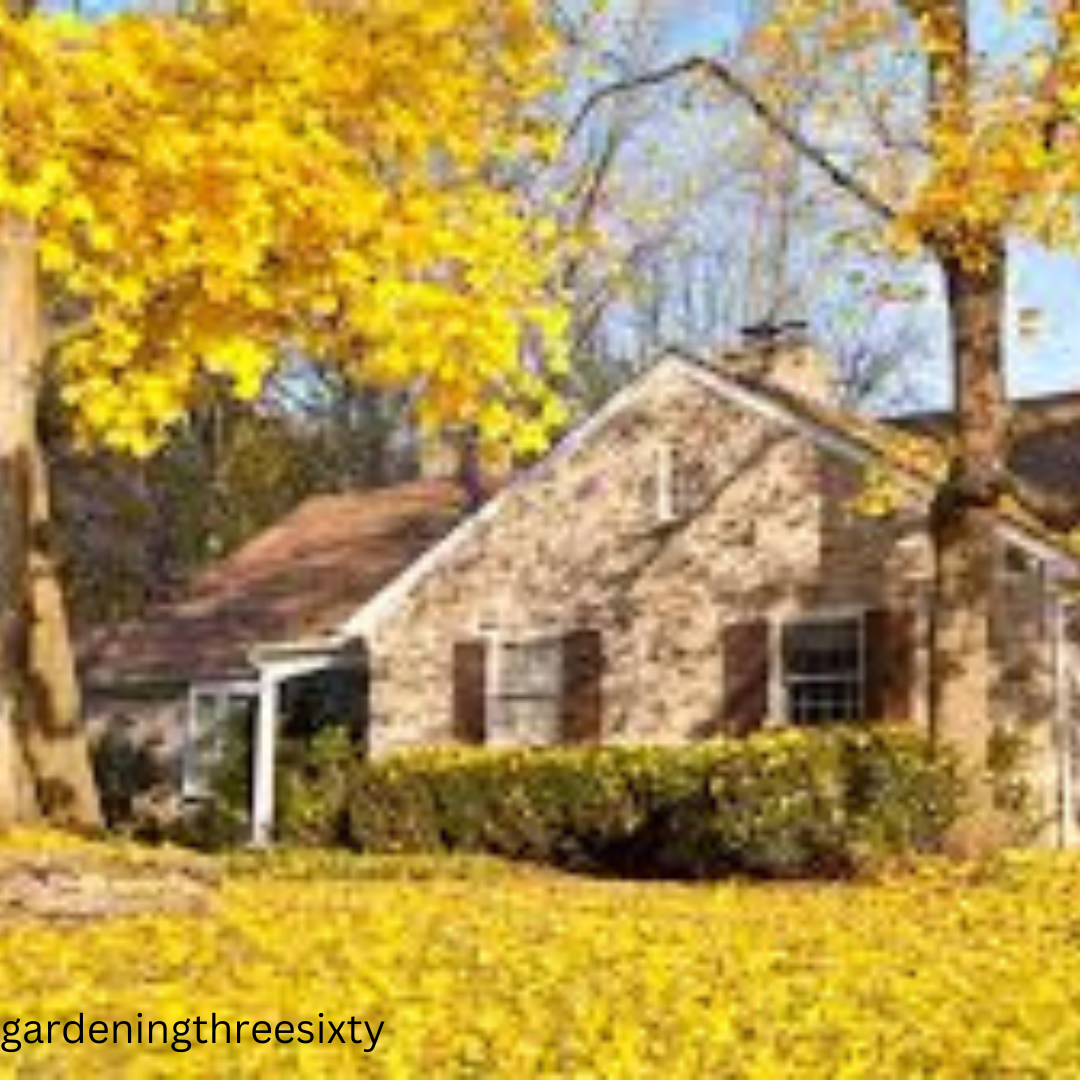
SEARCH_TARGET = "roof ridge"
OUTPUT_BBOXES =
[674,354,1080,570]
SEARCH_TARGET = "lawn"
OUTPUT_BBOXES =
[2,835,1080,1077]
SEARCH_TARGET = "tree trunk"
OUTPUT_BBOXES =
[0,212,101,831]
[929,249,1011,855]
[24,437,102,827]
[0,214,45,828]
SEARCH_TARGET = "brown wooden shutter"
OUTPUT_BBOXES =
[721,619,771,735]
[863,608,917,722]
[561,629,604,744]
[452,640,487,744]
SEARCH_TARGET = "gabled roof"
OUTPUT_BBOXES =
[337,352,1080,644]
[83,349,1080,690]
[81,481,473,687]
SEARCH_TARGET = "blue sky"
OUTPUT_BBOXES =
[1008,248,1080,399]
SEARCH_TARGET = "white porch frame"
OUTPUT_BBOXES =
[248,637,359,847]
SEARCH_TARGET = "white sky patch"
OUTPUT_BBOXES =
[1009,244,1080,399]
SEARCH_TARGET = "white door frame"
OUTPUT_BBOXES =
[250,647,363,847]
[183,680,259,802]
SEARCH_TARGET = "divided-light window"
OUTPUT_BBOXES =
[183,683,257,801]
[488,637,563,746]
[781,615,865,725]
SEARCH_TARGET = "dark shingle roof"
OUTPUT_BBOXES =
[892,391,1080,510]
[81,480,472,686]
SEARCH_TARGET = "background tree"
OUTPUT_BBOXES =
[0,0,567,828]
[556,0,932,413]
[51,367,419,631]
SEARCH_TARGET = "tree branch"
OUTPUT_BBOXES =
[570,55,900,225]
[1039,0,1080,151]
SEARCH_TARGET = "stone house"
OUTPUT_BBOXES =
[83,342,1080,845]
[81,482,474,822]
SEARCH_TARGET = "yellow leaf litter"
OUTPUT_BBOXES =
[1,833,1080,1077]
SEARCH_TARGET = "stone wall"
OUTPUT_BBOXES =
[818,453,1061,829]
[368,363,823,750]
[365,359,1066,829]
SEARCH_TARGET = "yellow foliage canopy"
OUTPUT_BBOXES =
[0,0,568,456]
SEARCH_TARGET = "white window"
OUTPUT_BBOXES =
[780,615,865,725]
[487,636,563,746]
[653,443,680,526]
[183,682,257,801]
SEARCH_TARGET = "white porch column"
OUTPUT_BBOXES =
[252,672,281,847]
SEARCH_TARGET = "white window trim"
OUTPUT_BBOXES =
[183,680,258,802]
[772,608,867,726]
[654,442,679,526]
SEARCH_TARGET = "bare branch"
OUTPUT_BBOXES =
[570,55,900,225]
[571,135,620,230]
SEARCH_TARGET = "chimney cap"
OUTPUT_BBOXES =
[716,327,837,404]
[740,318,810,349]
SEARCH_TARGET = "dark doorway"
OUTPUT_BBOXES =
[279,663,370,750]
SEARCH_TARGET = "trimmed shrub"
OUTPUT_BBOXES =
[328,727,959,879]
[276,726,356,846]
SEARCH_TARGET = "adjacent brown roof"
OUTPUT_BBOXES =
[893,390,1080,510]
[81,480,473,687]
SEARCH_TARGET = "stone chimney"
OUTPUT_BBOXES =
[720,320,839,405]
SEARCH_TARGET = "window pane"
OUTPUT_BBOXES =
[501,640,562,697]
[496,697,562,745]
[185,689,255,800]
[783,619,861,677]
[490,636,564,746]
[788,679,862,724]
[782,617,863,725]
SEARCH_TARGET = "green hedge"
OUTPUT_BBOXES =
[280,726,960,878]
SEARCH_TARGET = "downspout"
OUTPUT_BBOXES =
[1052,577,1076,849]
